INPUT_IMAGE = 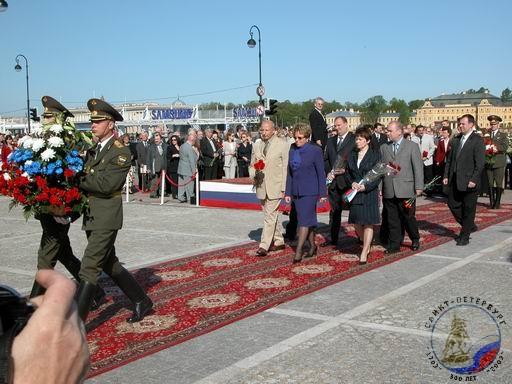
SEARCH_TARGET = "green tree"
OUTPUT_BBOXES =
[501,88,512,103]
[360,95,387,124]
[389,98,410,124]
[408,99,424,111]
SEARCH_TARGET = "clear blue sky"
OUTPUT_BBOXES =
[1,0,510,116]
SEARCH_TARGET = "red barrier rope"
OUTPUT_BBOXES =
[164,172,197,187]
[129,173,162,194]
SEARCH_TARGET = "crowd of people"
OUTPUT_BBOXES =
[0,96,510,383]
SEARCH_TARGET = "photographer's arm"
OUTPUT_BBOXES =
[11,270,90,384]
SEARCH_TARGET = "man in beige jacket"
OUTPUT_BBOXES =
[250,120,290,256]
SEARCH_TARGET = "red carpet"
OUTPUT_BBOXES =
[86,202,512,378]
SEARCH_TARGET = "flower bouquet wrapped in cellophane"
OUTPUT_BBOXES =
[0,112,93,220]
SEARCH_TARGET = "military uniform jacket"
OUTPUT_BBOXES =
[80,137,131,230]
[489,130,509,169]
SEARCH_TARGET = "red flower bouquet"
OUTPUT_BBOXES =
[0,112,92,219]
[422,150,428,159]
[484,138,498,166]
[252,159,265,190]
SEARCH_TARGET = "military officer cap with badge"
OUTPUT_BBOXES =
[42,95,74,118]
[487,115,502,123]
[87,98,123,122]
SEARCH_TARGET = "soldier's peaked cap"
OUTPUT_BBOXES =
[487,115,502,122]
[87,98,123,122]
[41,96,74,118]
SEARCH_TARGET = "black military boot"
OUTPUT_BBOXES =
[489,187,496,209]
[75,281,98,321]
[494,188,503,209]
[110,268,153,323]
[29,281,46,298]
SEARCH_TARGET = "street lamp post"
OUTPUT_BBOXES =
[247,25,263,105]
[0,0,8,12]
[15,54,30,133]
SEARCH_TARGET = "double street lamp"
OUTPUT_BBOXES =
[0,1,8,12]
[14,54,31,133]
[247,25,263,105]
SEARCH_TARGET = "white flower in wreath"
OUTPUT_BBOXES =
[21,172,31,180]
[41,148,56,162]
[24,160,33,167]
[31,138,45,152]
[2,173,10,181]
[49,124,64,134]
[47,136,64,148]
[22,137,34,149]
[31,126,43,136]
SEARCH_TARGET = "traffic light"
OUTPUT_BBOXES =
[29,108,40,122]
[266,99,278,116]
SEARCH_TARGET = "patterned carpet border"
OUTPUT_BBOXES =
[86,202,512,378]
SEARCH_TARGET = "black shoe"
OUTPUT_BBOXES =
[456,238,469,246]
[471,225,478,233]
[178,199,187,203]
[411,241,420,251]
[269,244,286,252]
[127,297,153,323]
[91,286,107,310]
[384,248,400,255]
[256,248,268,257]
[304,246,318,258]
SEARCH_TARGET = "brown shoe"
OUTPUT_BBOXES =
[269,244,285,251]
[256,248,268,257]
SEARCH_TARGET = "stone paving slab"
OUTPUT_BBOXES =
[1,192,512,384]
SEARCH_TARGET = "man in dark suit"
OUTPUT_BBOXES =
[371,123,388,150]
[443,114,485,246]
[146,132,168,198]
[309,97,328,150]
[322,116,356,246]
[200,128,219,180]
[135,131,150,191]
[486,115,509,209]
[76,98,153,322]
[381,121,424,253]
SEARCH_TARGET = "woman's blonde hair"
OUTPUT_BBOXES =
[293,123,311,139]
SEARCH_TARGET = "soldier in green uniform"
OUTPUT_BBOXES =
[76,98,153,323]
[486,115,509,209]
[30,96,106,308]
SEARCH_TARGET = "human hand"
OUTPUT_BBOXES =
[333,168,345,175]
[53,216,70,225]
[316,140,322,146]
[11,270,90,384]
[285,196,291,204]
[327,172,335,181]
[468,181,476,189]
[351,182,361,191]
[319,197,327,203]
[416,189,423,196]
[443,178,448,185]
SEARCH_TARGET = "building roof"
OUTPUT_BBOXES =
[430,92,502,107]
[326,110,360,118]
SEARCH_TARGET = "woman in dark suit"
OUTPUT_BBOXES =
[166,135,181,199]
[345,126,381,264]
[285,123,327,263]
[237,131,252,177]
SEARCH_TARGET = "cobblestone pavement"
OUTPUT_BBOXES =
[1,192,511,384]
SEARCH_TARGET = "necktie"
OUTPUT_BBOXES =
[263,141,269,156]
[393,143,399,155]
[492,131,496,139]
[95,143,102,159]
[458,135,466,154]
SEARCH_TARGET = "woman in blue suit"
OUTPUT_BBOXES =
[345,126,381,264]
[285,124,327,263]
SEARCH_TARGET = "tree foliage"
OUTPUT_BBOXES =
[360,95,387,124]
[501,88,512,103]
